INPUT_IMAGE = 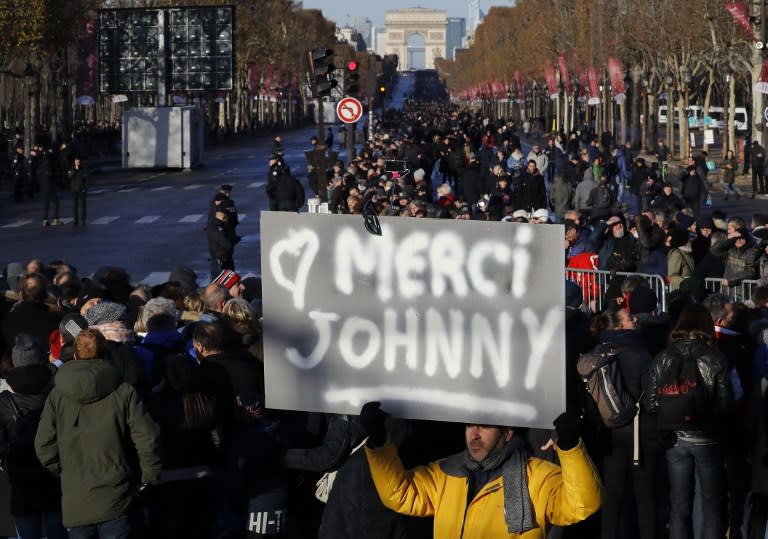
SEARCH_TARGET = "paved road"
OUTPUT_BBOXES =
[0,126,326,286]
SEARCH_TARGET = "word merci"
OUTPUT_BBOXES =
[270,224,535,308]
[269,224,560,394]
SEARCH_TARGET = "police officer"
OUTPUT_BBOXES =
[39,146,61,227]
[205,208,235,280]
[68,157,89,225]
[207,184,239,236]
[10,145,26,203]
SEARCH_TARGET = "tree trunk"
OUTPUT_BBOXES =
[678,93,688,159]
[727,75,736,155]
[646,94,656,153]
[752,0,765,147]
[667,92,675,158]
[701,69,713,154]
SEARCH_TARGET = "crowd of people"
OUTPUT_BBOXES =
[0,103,766,539]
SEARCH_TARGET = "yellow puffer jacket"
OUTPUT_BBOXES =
[365,439,601,538]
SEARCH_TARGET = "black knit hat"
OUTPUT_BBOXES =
[8,334,52,394]
[668,228,691,249]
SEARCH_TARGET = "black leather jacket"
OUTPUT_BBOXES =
[646,339,732,434]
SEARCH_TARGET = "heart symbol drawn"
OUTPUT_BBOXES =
[268,228,320,311]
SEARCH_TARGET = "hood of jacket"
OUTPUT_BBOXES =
[54,359,122,404]
[598,328,646,348]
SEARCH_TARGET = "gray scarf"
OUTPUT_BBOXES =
[463,436,534,534]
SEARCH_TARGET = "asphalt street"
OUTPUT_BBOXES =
[0,126,325,286]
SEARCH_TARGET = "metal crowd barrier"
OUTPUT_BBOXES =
[565,268,668,313]
[704,278,761,303]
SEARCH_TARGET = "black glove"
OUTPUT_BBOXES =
[359,401,387,448]
[553,411,580,451]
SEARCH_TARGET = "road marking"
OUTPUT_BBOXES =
[238,213,247,222]
[89,189,108,195]
[151,186,172,191]
[118,187,138,193]
[1,219,32,228]
[136,215,161,224]
[184,184,203,190]
[179,214,204,223]
[248,182,265,189]
[145,173,167,180]
[213,169,234,178]
[58,218,75,224]
[91,216,119,225]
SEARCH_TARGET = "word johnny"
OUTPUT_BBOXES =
[260,212,566,428]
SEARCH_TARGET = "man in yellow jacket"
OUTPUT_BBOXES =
[360,403,601,538]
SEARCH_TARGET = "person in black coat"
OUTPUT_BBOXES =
[11,145,27,203]
[460,155,483,205]
[39,148,60,227]
[267,168,305,212]
[517,160,548,213]
[650,182,685,215]
[1,273,61,357]
[68,157,88,225]
[282,414,409,539]
[0,334,65,539]
[680,163,706,216]
[206,209,235,280]
[586,307,661,539]
[147,353,228,539]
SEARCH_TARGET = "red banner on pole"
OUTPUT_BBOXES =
[545,60,558,97]
[558,54,570,92]
[756,57,768,94]
[608,57,626,96]
[588,67,600,100]
[248,62,262,95]
[724,2,757,41]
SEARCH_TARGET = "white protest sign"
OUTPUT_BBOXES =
[260,213,566,428]
[704,129,714,145]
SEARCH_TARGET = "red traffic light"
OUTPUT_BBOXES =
[346,60,358,72]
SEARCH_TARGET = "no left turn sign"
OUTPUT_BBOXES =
[336,97,363,124]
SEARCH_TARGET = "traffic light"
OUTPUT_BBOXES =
[344,59,359,97]
[309,48,337,97]
[377,83,387,96]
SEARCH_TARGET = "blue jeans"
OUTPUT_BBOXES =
[67,513,131,539]
[14,512,67,539]
[666,438,725,539]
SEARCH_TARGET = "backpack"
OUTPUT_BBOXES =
[4,396,49,486]
[655,353,709,431]
[576,343,638,428]
[595,186,612,208]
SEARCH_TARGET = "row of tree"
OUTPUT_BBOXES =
[436,0,760,158]
[0,0,343,141]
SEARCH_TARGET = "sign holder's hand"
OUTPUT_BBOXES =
[360,401,387,448]
[540,411,580,451]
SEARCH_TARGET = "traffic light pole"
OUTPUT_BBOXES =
[347,123,354,161]
[317,98,326,185]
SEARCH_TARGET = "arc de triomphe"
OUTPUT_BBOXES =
[385,8,446,70]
